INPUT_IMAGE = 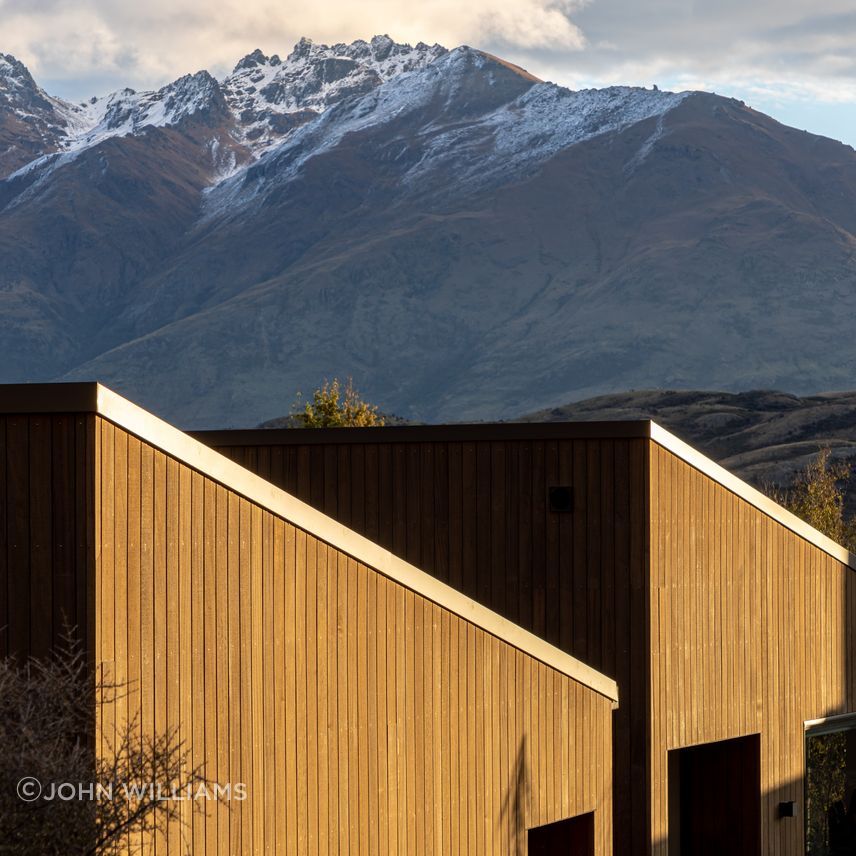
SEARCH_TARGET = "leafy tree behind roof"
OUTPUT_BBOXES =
[767,447,856,552]
[292,378,385,428]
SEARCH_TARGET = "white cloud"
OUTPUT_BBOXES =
[475,1,856,116]
[0,0,586,98]
[481,1,587,50]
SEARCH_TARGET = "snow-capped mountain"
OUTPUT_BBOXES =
[2,37,856,427]
[0,35,448,181]
[212,47,687,217]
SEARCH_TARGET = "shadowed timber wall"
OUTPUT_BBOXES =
[0,413,94,660]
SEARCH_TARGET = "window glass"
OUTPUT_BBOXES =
[806,721,856,855]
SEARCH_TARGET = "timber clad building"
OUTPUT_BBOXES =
[2,382,856,854]
[196,419,856,856]
[0,383,616,856]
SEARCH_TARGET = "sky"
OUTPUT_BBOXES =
[2,0,855,147]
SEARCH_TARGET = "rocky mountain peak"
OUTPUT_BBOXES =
[370,34,395,58]
[220,35,448,152]
[0,53,89,176]
[0,52,55,113]
[233,48,269,74]
[143,70,230,136]
[288,36,314,62]
[335,35,448,72]
[0,53,37,90]
[93,70,226,135]
[163,69,226,116]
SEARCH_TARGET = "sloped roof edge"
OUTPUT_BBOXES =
[0,382,619,703]
[649,422,856,572]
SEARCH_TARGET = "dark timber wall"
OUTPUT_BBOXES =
[196,424,650,853]
[0,413,94,660]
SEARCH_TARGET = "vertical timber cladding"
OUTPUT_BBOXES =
[0,412,94,661]
[198,426,650,854]
[95,414,616,855]
[649,441,856,856]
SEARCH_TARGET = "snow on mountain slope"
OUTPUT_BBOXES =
[0,36,447,181]
[65,71,231,152]
[3,35,685,203]
[206,46,688,215]
[1,64,245,190]
[402,77,689,191]
[0,69,249,210]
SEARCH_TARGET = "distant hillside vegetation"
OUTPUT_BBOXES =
[520,389,856,498]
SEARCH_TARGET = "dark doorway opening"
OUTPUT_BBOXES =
[528,811,594,855]
[668,733,761,855]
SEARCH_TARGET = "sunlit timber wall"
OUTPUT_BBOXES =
[0,392,616,855]
[648,441,856,856]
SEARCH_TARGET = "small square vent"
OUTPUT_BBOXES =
[548,486,574,513]
[778,800,796,818]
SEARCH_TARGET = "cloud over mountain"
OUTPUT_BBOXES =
[0,0,585,99]
[4,0,855,103]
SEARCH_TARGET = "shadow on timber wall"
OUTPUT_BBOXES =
[500,739,529,856]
